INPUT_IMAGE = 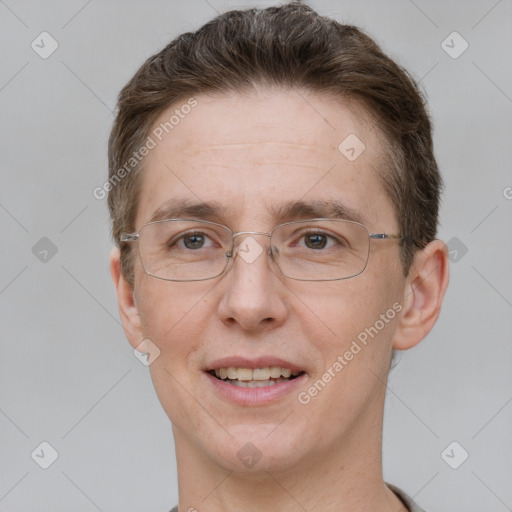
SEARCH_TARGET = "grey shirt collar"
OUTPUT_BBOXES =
[388,484,426,512]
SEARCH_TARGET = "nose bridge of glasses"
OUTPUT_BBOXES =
[232,230,272,240]
[230,231,273,257]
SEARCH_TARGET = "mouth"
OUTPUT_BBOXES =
[204,356,307,405]
[208,366,305,388]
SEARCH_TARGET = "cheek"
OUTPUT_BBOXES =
[299,278,401,420]
[300,270,403,389]
[134,277,212,362]
[300,274,399,341]
[135,280,216,424]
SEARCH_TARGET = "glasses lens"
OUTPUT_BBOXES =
[271,219,370,280]
[138,220,232,281]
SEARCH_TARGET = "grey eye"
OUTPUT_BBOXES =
[183,233,206,249]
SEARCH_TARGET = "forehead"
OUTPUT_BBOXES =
[136,88,395,230]
[151,89,375,159]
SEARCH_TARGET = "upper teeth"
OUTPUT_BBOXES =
[214,367,300,381]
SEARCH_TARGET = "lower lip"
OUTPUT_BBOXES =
[205,372,307,406]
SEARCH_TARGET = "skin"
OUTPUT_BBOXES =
[110,87,449,512]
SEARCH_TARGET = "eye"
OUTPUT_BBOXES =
[172,231,217,250]
[297,230,345,250]
[304,232,329,249]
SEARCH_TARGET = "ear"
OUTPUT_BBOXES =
[110,247,143,350]
[393,239,450,350]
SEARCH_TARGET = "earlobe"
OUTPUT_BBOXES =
[110,247,143,349]
[393,239,450,350]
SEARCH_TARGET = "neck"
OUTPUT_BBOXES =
[172,393,407,512]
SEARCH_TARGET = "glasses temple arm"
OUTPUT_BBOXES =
[120,233,139,242]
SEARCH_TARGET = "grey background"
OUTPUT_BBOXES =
[1,0,511,511]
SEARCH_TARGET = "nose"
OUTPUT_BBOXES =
[217,233,288,332]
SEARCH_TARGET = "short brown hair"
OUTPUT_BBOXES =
[108,1,442,285]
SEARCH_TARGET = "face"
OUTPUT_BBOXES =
[122,88,409,473]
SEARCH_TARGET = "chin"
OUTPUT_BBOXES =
[199,422,312,474]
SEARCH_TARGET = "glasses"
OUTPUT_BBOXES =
[120,218,402,282]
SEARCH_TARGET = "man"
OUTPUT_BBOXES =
[108,3,449,511]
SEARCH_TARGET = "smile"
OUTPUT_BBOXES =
[209,366,303,387]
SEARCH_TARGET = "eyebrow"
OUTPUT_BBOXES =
[147,197,365,225]
[272,199,365,224]
[148,198,224,224]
